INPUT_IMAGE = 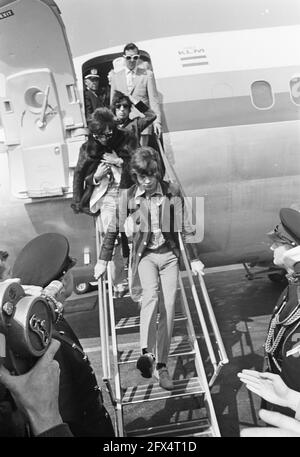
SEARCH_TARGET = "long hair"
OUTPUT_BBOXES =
[130,147,164,183]
[111,91,132,114]
[88,107,115,135]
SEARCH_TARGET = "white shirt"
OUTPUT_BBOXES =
[134,183,165,250]
[126,68,136,93]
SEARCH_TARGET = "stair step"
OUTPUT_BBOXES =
[122,377,204,404]
[116,311,187,330]
[118,338,194,364]
[127,418,213,437]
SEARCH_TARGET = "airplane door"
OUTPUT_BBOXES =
[0,0,85,198]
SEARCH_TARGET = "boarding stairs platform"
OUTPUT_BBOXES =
[95,139,228,437]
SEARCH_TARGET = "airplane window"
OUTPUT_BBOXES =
[250,81,274,109]
[290,77,300,105]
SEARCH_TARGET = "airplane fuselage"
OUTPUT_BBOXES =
[0,0,300,271]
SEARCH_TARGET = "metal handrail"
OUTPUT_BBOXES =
[95,218,110,379]
[95,219,123,436]
[155,136,228,383]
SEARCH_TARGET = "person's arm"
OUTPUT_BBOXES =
[109,71,116,105]
[241,409,300,437]
[146,70,162,136]
[84,92,94,121]
[171,185,204,275]
[238,369,300,411]
[71,144,89,213]
[0,340,70,437]
[131,99,157,135]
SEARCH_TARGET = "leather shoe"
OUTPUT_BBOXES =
[136,353,155,378]
[158,367,174,390]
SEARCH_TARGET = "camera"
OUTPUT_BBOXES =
[0,279,63,374]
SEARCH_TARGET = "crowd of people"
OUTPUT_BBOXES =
[2,40,300,438]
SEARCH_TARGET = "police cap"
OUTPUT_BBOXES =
[84,68,100,79]
[280,208,300,245]
[12,233,76,287]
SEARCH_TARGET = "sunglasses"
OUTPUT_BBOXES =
[115,103,130,109]
[124,54,139,61]
[267,224,297,247]
[93,131,113,141]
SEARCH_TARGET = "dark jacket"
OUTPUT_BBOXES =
[265,282,300,417]
[71,128,135,216]
[118,102,156,148]
[84,88,104,121]
[99,180,201,301]
[38,423,73,437]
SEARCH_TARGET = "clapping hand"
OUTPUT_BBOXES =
[241,409,300,437]
[237,370,292,408]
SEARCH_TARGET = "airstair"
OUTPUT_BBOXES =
[96,139,228,437]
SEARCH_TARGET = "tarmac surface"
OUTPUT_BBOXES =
[64,264,286,437]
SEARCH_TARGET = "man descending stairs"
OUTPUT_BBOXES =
[94,145,228,436]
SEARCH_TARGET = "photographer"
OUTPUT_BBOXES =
[0,339,73,437]
[0,233,115,437]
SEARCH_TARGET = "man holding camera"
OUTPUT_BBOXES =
[0,233,114,437]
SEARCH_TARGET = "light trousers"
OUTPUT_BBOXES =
[138,248,179,364]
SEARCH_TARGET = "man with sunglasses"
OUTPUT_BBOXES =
[0,233,115,437]
[72,107,135,216]
[72,108,136,296]
[110,43,162,145]
[111,90,156,148]
[238,208,300,426]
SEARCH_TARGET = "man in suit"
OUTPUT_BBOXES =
[84,68,105,122]
[110,43,162,145]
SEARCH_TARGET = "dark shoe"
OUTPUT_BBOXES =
[158,367,174,390]
[136,353,155,378]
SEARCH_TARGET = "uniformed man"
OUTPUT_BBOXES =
[1,233,115,437]
[239,208,300,420]
[84,68,105,122]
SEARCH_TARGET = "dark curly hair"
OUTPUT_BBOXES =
[111,91,132,114]
[88,107,115,135]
